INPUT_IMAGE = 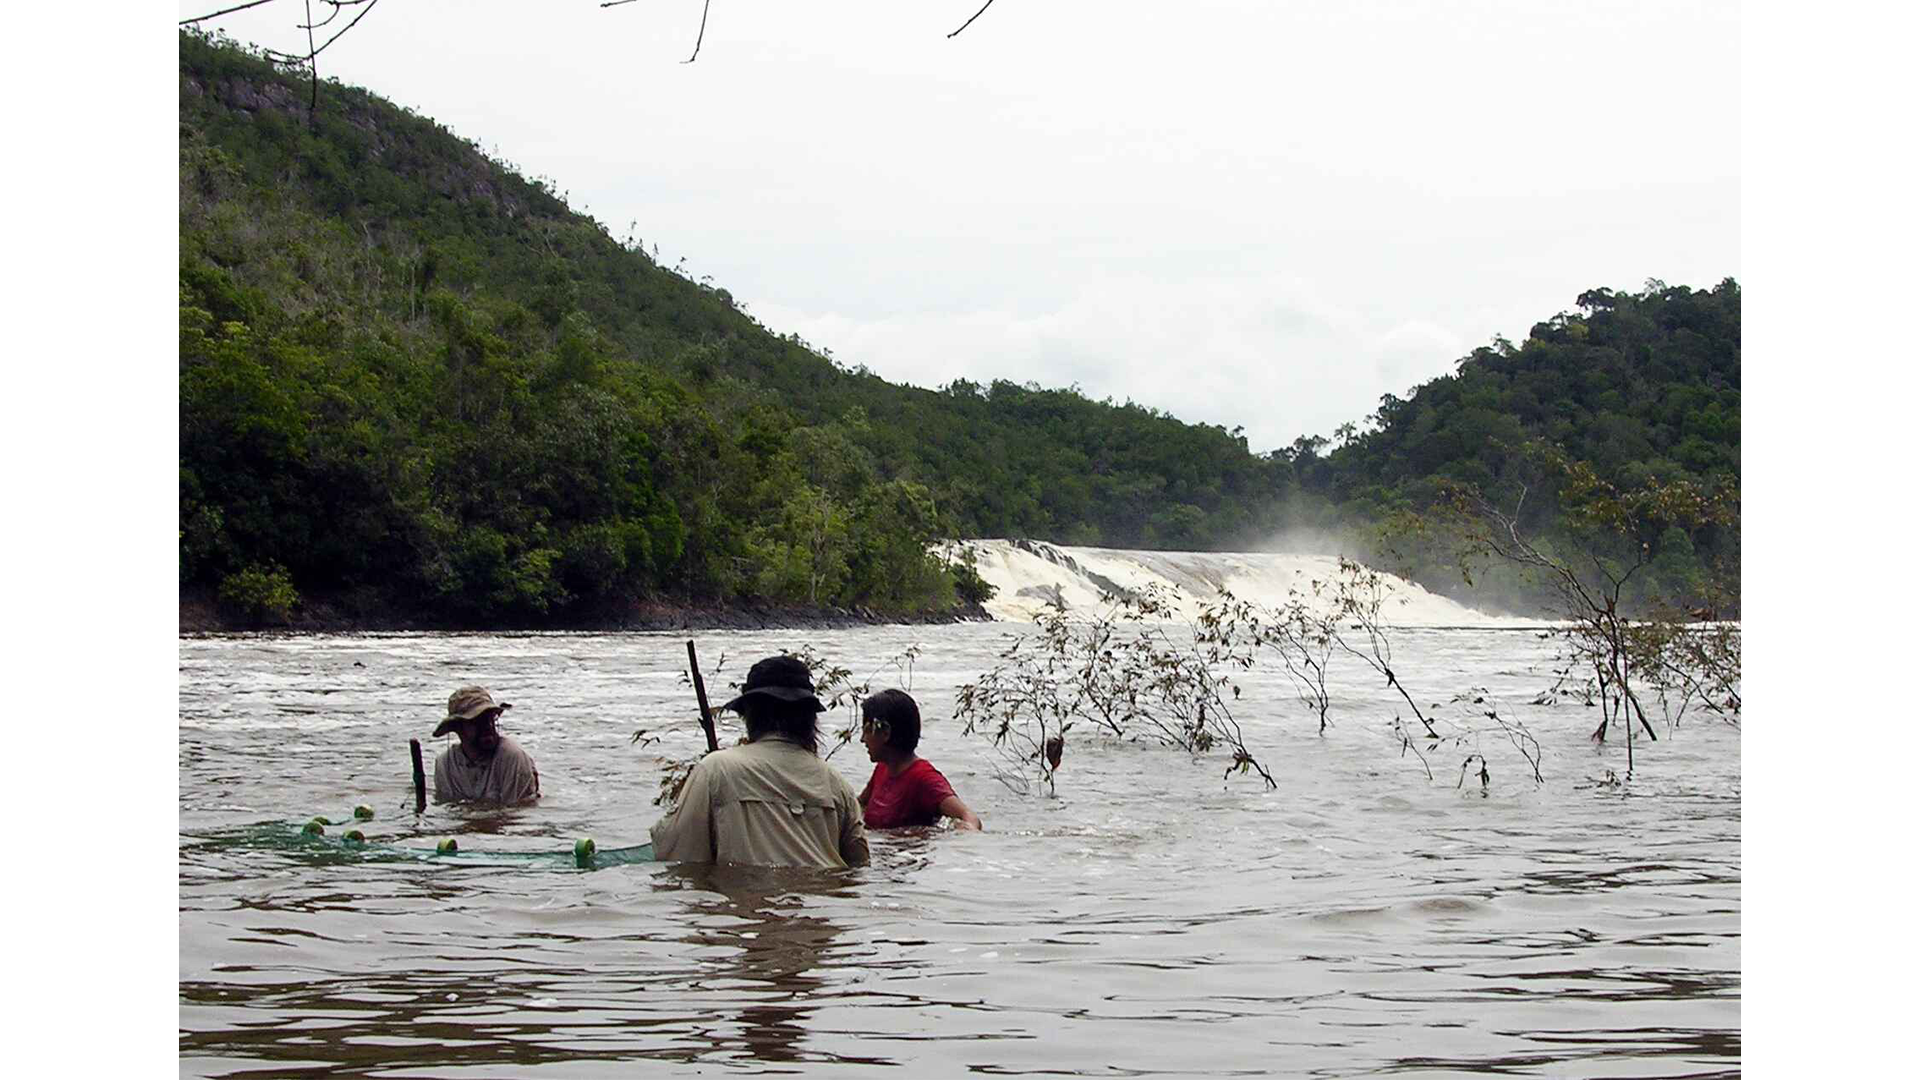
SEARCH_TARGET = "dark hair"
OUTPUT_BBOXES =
[739,696,821,754]
[862,689,922,754]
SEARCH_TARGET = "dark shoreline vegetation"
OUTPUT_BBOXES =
[179,31,1739,633]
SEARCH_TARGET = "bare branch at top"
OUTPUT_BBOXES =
[948,0,1001,39]
[182,0,281,25]
[682,0,714,64]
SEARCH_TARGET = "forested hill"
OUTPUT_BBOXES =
[178,32,1738,627]
[178,32,1288,625]
[1286,280,1740,614]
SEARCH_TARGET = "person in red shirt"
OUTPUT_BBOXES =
[857,689,982,830]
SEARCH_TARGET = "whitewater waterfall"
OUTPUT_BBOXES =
[946,539,1508,626]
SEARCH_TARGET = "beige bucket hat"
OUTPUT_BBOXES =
[432,685,512,737]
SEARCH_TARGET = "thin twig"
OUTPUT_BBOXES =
[304,0,318,117]
[182,0,280,24]
[259,0,381,65]
[682,0,713,63]
[1395,721,1433,781]
[311,0,380,60]
[949,0,1000,39]
[301,1,350,32]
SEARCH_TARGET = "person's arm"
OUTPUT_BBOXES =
[431,749,455,802]
[857,773,873,808]
[650,761,716,863]
[841,816,870,867]
[918,763,979,830]
[936,795,982,831]
[839,786,871,867]
[509,745,540,803]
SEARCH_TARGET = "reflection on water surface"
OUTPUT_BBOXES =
[181,625,1739,1077]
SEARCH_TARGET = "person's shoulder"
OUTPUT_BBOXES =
[694,742,756,778]
[497,736,536,759]
[821,759,860,794]
[908,757,955,797]
[736,737,826,767]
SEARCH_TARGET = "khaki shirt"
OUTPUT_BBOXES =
[651,737,869,869]
[433,736,541,804]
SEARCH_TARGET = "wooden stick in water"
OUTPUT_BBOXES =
[687,640,720,753]
[409,737,427,814]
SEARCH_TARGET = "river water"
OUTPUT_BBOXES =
[179,623,1740,1077]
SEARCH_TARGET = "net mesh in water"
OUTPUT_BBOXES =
[181,813,655,870]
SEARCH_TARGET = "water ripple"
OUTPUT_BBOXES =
[181,625,1739,1077]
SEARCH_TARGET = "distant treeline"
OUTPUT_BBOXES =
[1291,280,1741,614]
[178,32,1737,625]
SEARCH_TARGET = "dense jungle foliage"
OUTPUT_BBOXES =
[1288,280,1741,615]
[178,32,1738,625]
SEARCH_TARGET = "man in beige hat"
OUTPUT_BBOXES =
[651,655,868,868]
[431,686,541,804]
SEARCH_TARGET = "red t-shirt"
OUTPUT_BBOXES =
[859,758,956,829]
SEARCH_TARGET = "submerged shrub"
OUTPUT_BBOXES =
[955,586,1275,796]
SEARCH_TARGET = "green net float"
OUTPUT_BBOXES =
[353,805,375,821]
[343,829,366,844]
[302,818,326,837]
[436,838,458,854]
[574,837,596,867]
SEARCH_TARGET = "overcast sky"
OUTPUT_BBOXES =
[181,0,1739,453]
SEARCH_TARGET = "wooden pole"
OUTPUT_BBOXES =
[687,640,720,753]
[409,738,427,814]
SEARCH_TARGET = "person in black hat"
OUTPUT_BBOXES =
[431,685,540,804]
[650,655,869,868]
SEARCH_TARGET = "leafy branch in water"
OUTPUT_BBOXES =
[1196,567,1545,788]
[1623,603,1741,731]
[1204,561,1527,782]
[1429,440,1740,781]
[1324,557,1439,739]
[957,559,1567,795]
[629,649,731,806]
[805,642,923,760]
[955,586,1275,796]
[630,643,924,805]
[1193,589,1333,734]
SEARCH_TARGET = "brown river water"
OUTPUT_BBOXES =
[179,624,1740,1077]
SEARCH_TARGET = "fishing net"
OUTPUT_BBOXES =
[182,810,655,870]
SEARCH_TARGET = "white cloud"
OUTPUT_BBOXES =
[1371,322,1466,388]
[183,0,1739,453]
[759,272,1492,452]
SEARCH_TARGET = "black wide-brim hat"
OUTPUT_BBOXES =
[722,655,826,713]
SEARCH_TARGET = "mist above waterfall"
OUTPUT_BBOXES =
[949,539,1514,626]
